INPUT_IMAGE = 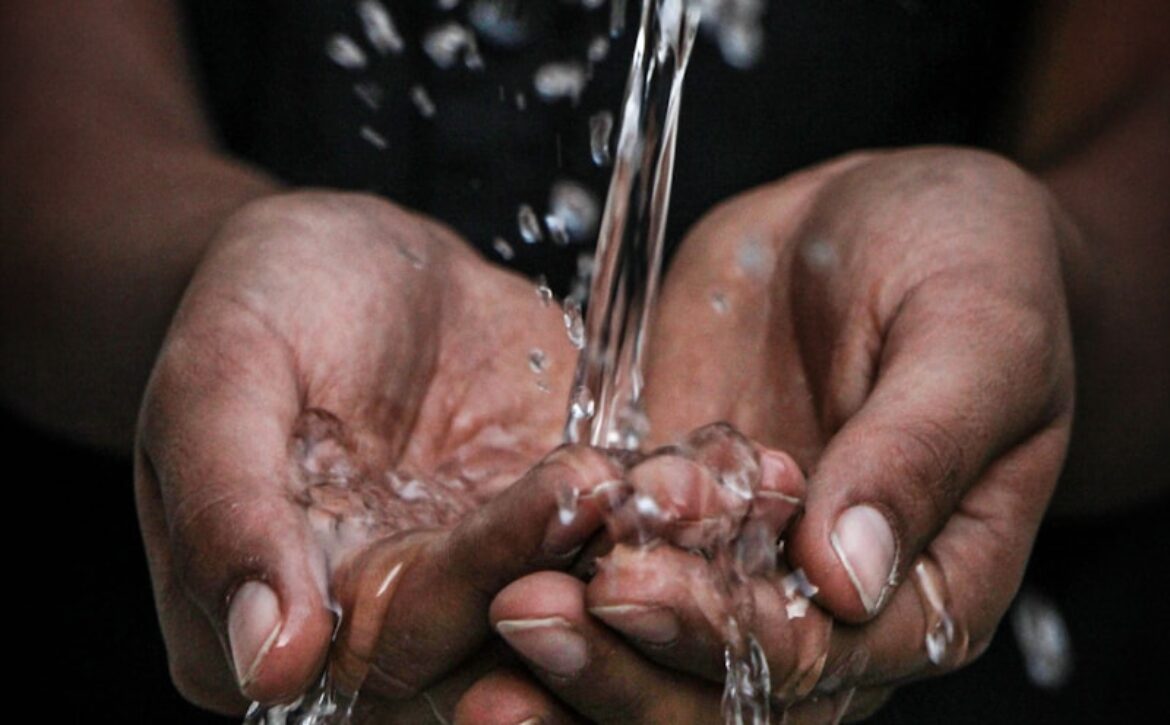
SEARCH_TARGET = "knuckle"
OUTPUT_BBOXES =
[884,418,966,526]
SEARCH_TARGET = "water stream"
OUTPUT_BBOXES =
[246,2,778,723]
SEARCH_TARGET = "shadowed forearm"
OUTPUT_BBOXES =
[0,1,277,451]
[1012,0,1170,514]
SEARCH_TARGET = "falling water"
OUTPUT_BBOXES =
[564,0,699,451]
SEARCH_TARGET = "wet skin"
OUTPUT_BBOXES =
[138,146,1075,723]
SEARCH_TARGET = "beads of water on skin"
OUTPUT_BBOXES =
[492,237,515,260]
[1012,589,1073,689]
[534,61,588,105]
[556,484,581,526]
[326,34,368,69]
[563,298,586,349]
[535,277,554,306]
[357,0,404,55]
[782,568,820,599]
[518,204,543,244]
[423,22,483,70]
[528,348,548,374]
[782,568,819,620]
[711,290,730,314]
[913,560,959,666]
[736,235,770,276]
[359,125,388,150]
[410,84,437,118]
[590,111,615,166]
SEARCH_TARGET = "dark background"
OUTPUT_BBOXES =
[10,0,1168,721]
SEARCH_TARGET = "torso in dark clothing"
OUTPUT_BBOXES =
[180,0,1032,291]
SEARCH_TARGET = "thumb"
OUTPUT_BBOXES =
[787,281,1068,622]
[138,329,334,707]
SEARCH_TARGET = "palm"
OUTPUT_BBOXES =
[137,192,583,713]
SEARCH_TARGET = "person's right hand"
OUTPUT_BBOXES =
[133,191,621,719]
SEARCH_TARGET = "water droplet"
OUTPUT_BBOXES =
[569,384,595,421]
[1011,589,1073,689]
[514,91,528,110]
[548,180,600,243]
[533,61,587,105]
[913,559,961,667]
[423,22,481,70]
[518,204,543,244]
[587,35,610,63]
[563,299,586,350]
[545,213,571,246]
[528,348,548,374]
[782,568,820,599]
[800,238,836,271]
[736,235,772,277]
[436,0,461,11]
[616,402,651,450]
[535,277,554,306]
[610,0,628,37]
[357,0,405,55]
[359,125,388,150]
[710,290,729,314]
[410,84,436,118]
[556,484,580,525]
[717,22,764,69]
[492,237,515,260]
[633,492,665,520]
[353,81,384,110]
[326,34,367,69]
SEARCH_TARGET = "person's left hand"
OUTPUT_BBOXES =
[465,147,1076,722]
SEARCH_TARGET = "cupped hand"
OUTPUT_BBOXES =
[134,191,620,718]
[479,148,1077,721]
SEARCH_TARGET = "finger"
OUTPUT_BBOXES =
[608,424,804,553]
[139,329,335,706]
[788,276,1070,622]
[339,445,627,700]
[135,445,248,715]
[813,426,1068,689]
[586,544,834,701]
[681,423,807,542]
[454,667,581,725]
[491,571,725,724]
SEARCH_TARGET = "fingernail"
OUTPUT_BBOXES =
[228,581,283,690]
[831,505,897,615]
[759,451,790,488]
[496,617,587,677]
[589,604,680,645]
